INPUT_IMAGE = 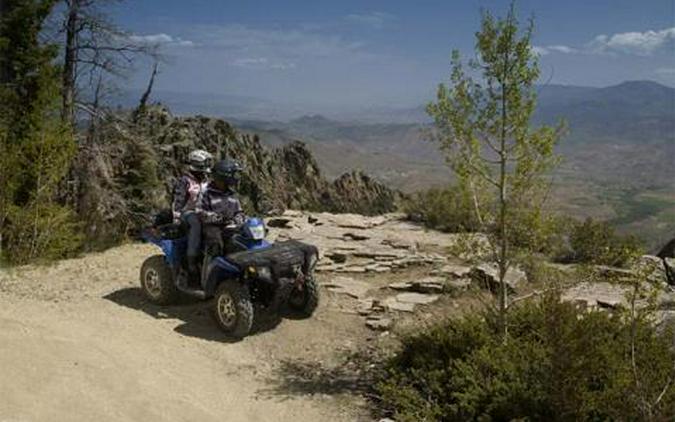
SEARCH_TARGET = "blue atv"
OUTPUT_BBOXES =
[140,217,320,338]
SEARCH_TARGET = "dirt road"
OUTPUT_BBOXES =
[0,244,373,422]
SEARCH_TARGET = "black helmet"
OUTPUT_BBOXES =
[212,159,243,189]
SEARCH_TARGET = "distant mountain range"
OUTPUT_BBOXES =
[117,80,674,246]
[226,81,674,247]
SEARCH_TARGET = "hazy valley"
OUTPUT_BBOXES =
[210,81,673,249]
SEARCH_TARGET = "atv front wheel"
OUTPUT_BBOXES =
[212,282,254,338]
[288,276,319,318]
[140,255,179,305]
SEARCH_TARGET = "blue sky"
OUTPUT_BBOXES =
[112,0,675,108]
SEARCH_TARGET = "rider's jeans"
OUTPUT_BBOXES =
[182,211,202,258]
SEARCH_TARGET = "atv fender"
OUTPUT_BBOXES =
[204,257,242,297]
[141,229,186,268]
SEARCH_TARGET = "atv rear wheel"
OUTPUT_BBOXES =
[140,255,179,305]
[212,282,254,338]
[288,276,319,318]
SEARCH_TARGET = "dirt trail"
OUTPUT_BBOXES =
[0,244,373,422]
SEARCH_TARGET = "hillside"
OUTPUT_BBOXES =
[73,106,399,249]
[232,81,675,247]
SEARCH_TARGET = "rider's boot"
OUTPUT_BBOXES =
[187,255,200,287]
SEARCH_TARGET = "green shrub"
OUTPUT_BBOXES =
[569,218,643,267]
[377,295,675,421]
[508,209,573,257]
[403,185,482,233]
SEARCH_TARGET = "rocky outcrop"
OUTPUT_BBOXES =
[141,107,399,215]
[76,106,399,246]
[657,237,675,259]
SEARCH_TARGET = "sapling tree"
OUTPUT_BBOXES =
[426,5,564,337]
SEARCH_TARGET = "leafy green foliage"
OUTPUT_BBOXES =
[403,184,483,233]
[378,295,675,421]
[426,4,565,334]
[569,218,643,267]
[0,0,81,265]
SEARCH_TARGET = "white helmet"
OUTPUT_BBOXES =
[187,149,213,173]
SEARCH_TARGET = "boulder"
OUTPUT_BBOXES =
[636,255,668,286]
[665,258,675,285]
[470,263,526,293]
[266,218,293,228]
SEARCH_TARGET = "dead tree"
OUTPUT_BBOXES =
[59,0,160,126]
[133,60,158,122]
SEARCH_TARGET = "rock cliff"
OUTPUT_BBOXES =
[75,106,399,247]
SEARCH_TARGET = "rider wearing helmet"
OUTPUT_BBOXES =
[201,158,246,226]
[200,159,246,254]
[172,149,213,280]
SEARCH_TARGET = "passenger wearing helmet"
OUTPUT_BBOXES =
[172,149,213,280]
[200,159,246,254]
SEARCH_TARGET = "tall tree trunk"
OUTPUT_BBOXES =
[0,0,11,85]
[134,61,158,122]
[61,0,78,125]
[498,55,509,340]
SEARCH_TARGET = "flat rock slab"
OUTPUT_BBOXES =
[415,277,445,293]
[381,238,416,250]
[365,315,392,331]
[343,232,370,241]
[388,277,445,294]
[388,281,413,291]
[432,264,472,279]
[562,282,628,310]
[593,265,636,279]
[396,292,439,305]
[383,297,416,312]
[322,277,371,299]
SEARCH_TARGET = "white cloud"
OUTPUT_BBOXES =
[345,12,395,29]
[588,28,675,55]
[533,44,581,56]
[548,45,577,54]
[531,46,550,56]
[178,23,378,72]
[535,26,675,57]
[127,33,194,48]
[270,62,297,70]
[232,57,268,67]
[230,57,295,70]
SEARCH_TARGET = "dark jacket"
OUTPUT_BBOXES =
[200,186,246,226]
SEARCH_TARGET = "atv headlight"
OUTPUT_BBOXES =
[249,224,266,240]
[257,266,272,280]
